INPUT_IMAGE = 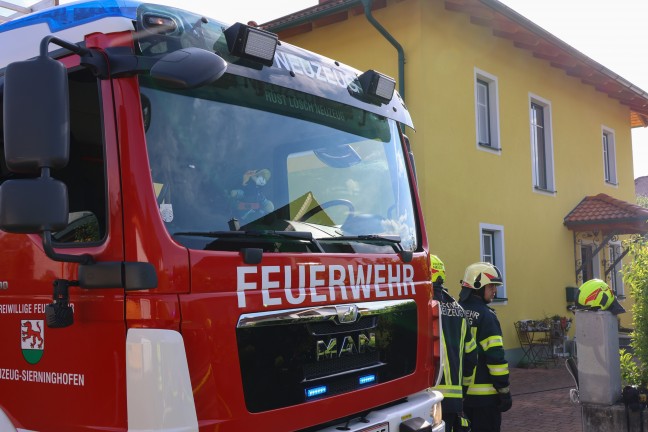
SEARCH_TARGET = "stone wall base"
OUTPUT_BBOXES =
[583,403,648,431]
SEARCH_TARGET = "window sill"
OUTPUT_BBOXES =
[605,181,619,186]
[533,186,557,195]
[478,143,502,153]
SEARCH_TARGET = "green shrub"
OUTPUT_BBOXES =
[621,235,648,386]
[620,349,642,387]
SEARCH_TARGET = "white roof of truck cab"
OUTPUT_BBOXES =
[0,0,136,69]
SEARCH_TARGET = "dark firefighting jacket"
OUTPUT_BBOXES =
[432,284,478,413]
[459,294,510,407]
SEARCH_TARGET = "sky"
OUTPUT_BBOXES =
[5,0,648,177]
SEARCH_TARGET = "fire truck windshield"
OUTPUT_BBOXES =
[140,74,418,252]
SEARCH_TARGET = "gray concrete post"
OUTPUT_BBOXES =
[575,310,621,405]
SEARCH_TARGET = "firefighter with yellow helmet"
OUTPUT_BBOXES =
[458,262,512,432]
[430,255,477,431]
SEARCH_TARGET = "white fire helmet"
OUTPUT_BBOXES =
[459,262,503,301]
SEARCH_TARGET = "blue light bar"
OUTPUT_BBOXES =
[359,374,376,385]
[305,385,328,398]
[0,0,140,33]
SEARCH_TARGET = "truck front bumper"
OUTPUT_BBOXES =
[313,390,444,432]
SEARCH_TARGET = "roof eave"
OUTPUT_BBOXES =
[261,0,648,128]
[262,0,362,33]
[458,0,648,127]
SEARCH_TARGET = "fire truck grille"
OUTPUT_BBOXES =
[236,300,417,413]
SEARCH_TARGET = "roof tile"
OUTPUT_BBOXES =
[564,193,648,233]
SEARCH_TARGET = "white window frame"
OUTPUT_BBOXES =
[529,94,556,194]
[474,68,500,152]
[602,126,618,186]
[479,223,506,303]
[608,242,624,297]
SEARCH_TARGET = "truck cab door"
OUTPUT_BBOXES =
[0,61,129,429]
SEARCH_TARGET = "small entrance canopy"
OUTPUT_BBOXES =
[564,193,648,284]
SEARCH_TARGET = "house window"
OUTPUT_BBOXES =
[602,128,617,185]
[475,69,500,151]
[608,243,624,297]
[480,223,506,301]
[530,96,555,193]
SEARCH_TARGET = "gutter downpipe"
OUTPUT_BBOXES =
[360,0,412,177]
[360,0,405,102]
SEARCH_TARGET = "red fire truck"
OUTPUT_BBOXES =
[0,1,443,431]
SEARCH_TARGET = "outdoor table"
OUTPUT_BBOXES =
[514,320,554,367]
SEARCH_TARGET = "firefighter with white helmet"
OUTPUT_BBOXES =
[430,255,477,431]
[458,262,512,432]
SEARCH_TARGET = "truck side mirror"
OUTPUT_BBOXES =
[3,54,70,173]
[0,46,91,264]
[0,51,71,235]
[0,178,68,234]
[150,47,227,89]
[403,134,417,183]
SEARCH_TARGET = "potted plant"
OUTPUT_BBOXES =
[547,314,572,357]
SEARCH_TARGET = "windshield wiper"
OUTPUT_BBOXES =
[317,234,401,244]
[173,230,325,252]
[317,234,412,262]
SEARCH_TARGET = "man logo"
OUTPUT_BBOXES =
[335,304,358,324]
[316,332,376,361]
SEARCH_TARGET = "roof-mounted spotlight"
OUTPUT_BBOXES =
[224,22,278,67]
[357,70,396,105]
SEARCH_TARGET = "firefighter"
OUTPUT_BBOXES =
[430,255,477,432]
[458,262,512,432]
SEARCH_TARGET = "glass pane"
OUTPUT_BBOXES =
[482,232,494,262]
[52,70,106,244]
[581,246,593,282]
[140,75,419,252]
[531,104,547,189]
[477,81,490,145]
[603,133,611,182]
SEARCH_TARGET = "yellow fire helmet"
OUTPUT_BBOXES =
[576,278,625,315]
[459,262,503,301]
[430,255,446,285]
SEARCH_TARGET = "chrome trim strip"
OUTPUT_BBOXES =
[301,362,386,383]
[236,299,415,328]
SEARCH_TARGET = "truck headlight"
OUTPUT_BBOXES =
[430,400,443,427]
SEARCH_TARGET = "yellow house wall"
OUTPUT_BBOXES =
[283,0,636,347]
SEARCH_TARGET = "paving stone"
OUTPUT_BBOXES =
[501,365,582,432]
